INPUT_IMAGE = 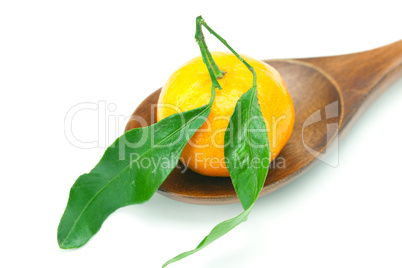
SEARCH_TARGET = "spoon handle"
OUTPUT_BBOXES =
[299,40,402,130]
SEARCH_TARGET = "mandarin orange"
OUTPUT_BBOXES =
[157,52,294,177]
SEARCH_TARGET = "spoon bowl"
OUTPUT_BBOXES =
[125,41,402,205]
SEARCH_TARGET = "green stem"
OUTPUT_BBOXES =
[198,16,257,89]
[195,16,224,90]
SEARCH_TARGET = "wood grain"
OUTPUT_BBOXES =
[125,40,402,205]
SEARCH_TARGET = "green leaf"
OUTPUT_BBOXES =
[224,87,270,210]
[162,206,253,268]
[163,86,270,267]
[163,17,270,267]
[57,101,213,249]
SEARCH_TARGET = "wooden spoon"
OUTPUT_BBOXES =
[125,40,402,205]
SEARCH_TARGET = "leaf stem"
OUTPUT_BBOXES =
[198,16,257,89]
[195,16,224,90]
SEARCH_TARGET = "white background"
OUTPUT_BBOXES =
[1,0,401,267]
